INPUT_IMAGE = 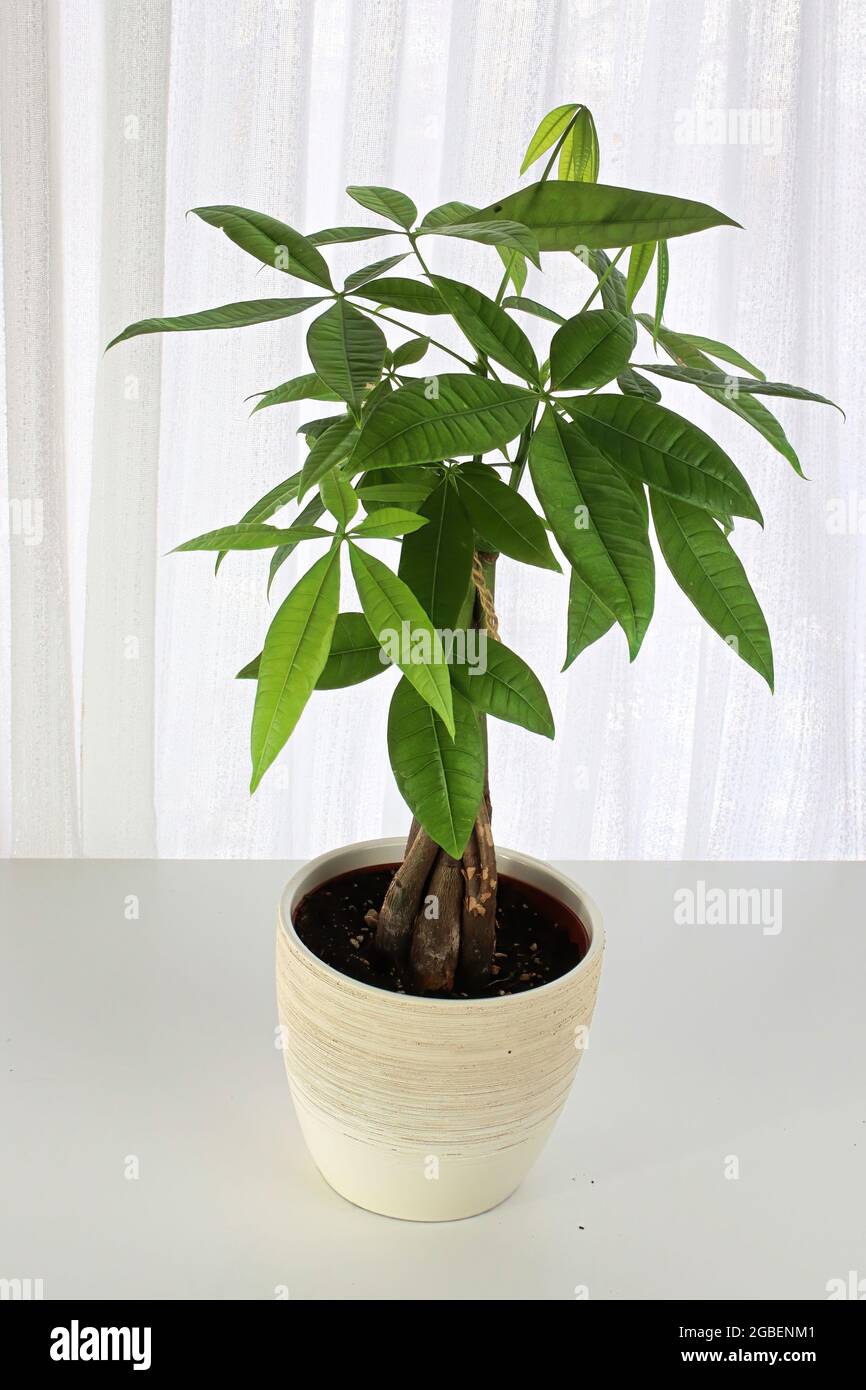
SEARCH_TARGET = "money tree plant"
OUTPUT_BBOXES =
[108,101,837,994]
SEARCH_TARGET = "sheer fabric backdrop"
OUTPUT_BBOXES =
[0,0,862,859]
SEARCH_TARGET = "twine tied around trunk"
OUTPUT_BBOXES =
[471,551,500,641]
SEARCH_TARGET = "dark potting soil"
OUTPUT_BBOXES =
[293,863,588,999]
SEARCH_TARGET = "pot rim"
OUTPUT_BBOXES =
[278,836,604,1009]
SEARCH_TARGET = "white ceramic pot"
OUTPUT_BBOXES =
[276,837,604,1221]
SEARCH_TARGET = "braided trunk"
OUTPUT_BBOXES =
[367,552,500,993]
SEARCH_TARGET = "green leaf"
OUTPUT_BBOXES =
[353,374,539,470]
[319,471,358,528]
[387,679,484,859]
[267,495,326,596]
[191,206,333,288]
[431,276,539,383]
[174,521,330,552]
[451,638,554,738]
[617,368,661,401]
[563,394,763,524]
[589,249,629,314]
[352,276,446,315]
[635,315,804,476]
[316,612,384,689]
[529,409,654,658]
[391,335,431,368]
[550,309,636,390]
[349,544,454,734]
[249,372,340,413]
[454,464,559,571]
[417,200,478,229]
[625,241,656,308]
[298,416,359,499]
[650,491,773,689]
[106,297,327,350]
[308,225,398,246]
[673,332,765,380]
[474,180,740,252]
[250,545,341,790]
[306,301,386,411]
[520,103,579,173]
[632,363,843,414]
[501,295,566,326]
[350,506,429,539]
[355,476,440,509]
[558,107,599,183]
[298,413,343,440]
[497,247,527,295]
[213,472,301,574]
[398,477,475,627]
[653,240,669,344]
[237,613,385,690]
[346,185,417,230]
[344,253,410,291]
[564,571,615,668]
[419,220,541,268]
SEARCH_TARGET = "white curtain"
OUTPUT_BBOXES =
[1,0,862,860]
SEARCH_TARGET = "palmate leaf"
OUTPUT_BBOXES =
[398,477,475,627]
[174,521,330,552]
[635,315,806,475]
[306,301,386,411]
[633,363,843,414]
[650,492,773,689]
[550,309,636,390]
[349,544,454,735]
[352,374,539,470]
[106,297,326,350]
[564,571,615,669]
[454,464,559,571]
[249,372,340,413]
[250,545,341,790]
[352,276,446,315]
[475,180,739,251]
[563,394,764,524]
[431,276,540,383]
[298,416,359,499]
[191,206,333,288]
[237,612,385,690]
[350,506,429,539]
[529,408,654,658]
[450,638,555,738]
[347,185,417,229]
[387,679,484,859]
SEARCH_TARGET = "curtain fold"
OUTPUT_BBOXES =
[1,0,862,860]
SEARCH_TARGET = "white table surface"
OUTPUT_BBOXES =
[1,858,863,1301]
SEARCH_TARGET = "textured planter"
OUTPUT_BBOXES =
[276,837,604,1221]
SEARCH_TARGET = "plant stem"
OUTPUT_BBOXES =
[576,247,625,313]
[358,304,477,370]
